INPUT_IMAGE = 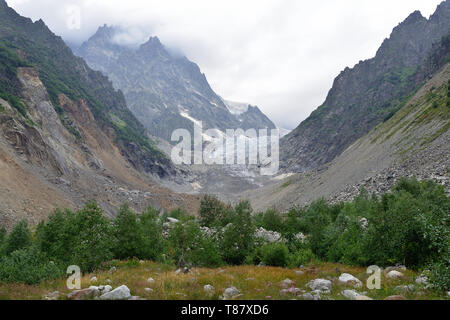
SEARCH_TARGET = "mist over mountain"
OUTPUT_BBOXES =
[74,26,276,142]
[281,1,450,172]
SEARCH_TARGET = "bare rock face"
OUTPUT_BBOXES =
[281,2,450,173]
[76,26,275,142]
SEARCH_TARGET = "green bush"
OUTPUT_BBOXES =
[0,246,62,284]
[139,207,165,261]
[199,195,233,227]
[5,220,32,255]
[428,256,450,291]
[260,243,289,267]
[287,248,316,268]
[71,202,113,272]
[253,209,284,233]
[220,201,255,265]
[112,204,144,260]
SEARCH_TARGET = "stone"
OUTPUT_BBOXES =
[415,275,428,285]
[67,288,98,300]
[280,278,294,289]
[167,217,180,224]
[144,288,154,293]
[341,290,360,300]
[296,270,304,276]
[99,285,132,300]
[395,285,415,293]
[90,276,98,283]
[147,277,155,284]
[223,287,240,300]
[43,291,59,300]
[384,295,406,300]
[386,270,404,279]
[204,285,215,295]
[307,279,332,292]
[301,293,314,300]
[338,273,363,288]
[109,267,117,274]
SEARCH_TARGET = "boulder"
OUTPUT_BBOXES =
[415,275,428,286]
[204,285,215,295]
[147,277,155,284]
[99,285,131,300]
[280,278,294,289]
[301,293,314,300]
[338,273,363,288]
[67,288,98,300]
[395,285,415,293]
[307,279,332,292]
[43,291,59,300]
[341,290,360,300]
[386,270,404,279]
[223,287,240,300]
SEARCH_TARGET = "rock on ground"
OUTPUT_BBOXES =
[386,270,404,279]
[338,273,363,288]
[99,285,131,300]
[223,287,240,300]
[307,279,332,292]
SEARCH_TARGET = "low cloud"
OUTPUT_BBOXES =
[6,0,444,129]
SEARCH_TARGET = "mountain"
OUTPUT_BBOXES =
[75,26,276,141]
[0,0,199,228]
[244,54,450,212]
[281,1,450,172]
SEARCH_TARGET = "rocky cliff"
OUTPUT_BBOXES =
[75,26,276,142]
[281,1,450,172]
[0,0,199,228]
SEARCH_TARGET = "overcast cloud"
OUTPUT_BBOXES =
[6,0,444,129]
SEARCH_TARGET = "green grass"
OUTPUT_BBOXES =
[0,260,446,300]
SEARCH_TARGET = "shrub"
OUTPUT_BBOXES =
[139,207,165,261]
[428,257,450,291]
[0,246,62,284]
[112,204,144,259]
[0,226,6,257]
[288,248,316,268]
[199,195,233,227]
[36,208,77,267]
[260,243,289,267]
[71,202,113,272]
[220,201,255,265]
[253,209,284,233]
[5,220,32,255]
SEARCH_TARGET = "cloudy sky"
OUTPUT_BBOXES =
[6,0,444,129]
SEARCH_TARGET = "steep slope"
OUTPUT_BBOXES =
[75,26,275,141]
[0,1,199,228]
[281,1,450,172]
[244,61,450,212]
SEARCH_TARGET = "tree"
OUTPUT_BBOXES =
[221,201,255,265]
[72,202,113,272]
[113,204,144,259]
[5,220,31,255]
[198,195,233,227]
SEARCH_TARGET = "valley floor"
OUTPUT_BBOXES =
[0,261,447,300]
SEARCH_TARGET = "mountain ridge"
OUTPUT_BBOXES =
[281,0,450,172]
[75,25,276,142]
